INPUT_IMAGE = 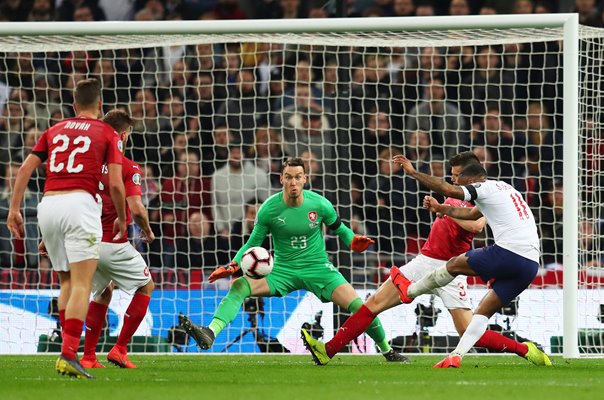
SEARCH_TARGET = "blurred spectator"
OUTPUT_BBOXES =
[213,0,248,19]
[308,1,329,18]
[534,0,553,13]
[405,129,432,174]
[5,52,36,91]
[128,88,161,166]
[539,179,563,269]
[136,0,165,20]
[459,46,515,122]
[364,147,421,258]
[0,0,30,21]
[185,72,226,152]
[578,219,604,268]
[160,151,212,267]
[57,0,106,21]
[158,131,189,178]
[203,125,235,175]
[415,0,435,16]
[0,162,39,268]
[73,4,96,21]
[405,76,468,159]
[175,211,230,272]
[26,76,68,132]
[392,0,415,16]
[248,125,286,191]
[91,58,130,112]
[211,141,269,236]
[215,68,269,146]
[574,0,601,27]
[479,2,498,14]
[301,149,325,195]
[512,0,534,13]
[28,0,55,21]
[0,97,32,164]
[351,108,401,187]
[449,0,470,15]
[229,200,270,253]
[98,0,135,20]
[469,103,522,182]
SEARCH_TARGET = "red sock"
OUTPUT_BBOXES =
[59,309,65,329]
[61,318,83,360]
[115,293,150,352]
[475,330,529,356]
[325,305,376,358]
[83,301,108,358]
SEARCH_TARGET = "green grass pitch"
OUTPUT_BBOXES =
[1,354,603,400]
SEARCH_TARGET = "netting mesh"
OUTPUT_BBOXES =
[0,21,601,355]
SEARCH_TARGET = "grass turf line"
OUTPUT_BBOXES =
[1,355,603,400]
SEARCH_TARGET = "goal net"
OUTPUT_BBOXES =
[0,15,600,357]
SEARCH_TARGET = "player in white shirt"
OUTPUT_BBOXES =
[391,155,549,368]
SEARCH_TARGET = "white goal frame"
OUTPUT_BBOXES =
[0,13,580,358]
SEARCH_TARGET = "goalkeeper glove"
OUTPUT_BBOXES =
[350,235,375,252]
[208,261,240,283]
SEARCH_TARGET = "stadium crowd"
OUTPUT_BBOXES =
[1,0,603,288]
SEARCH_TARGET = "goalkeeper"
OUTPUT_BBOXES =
[181,157,408,362]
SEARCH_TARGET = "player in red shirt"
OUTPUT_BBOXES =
[7,79,127,379]
[80,109,155,369]
[302,151,550,367]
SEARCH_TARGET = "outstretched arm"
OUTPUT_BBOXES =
[392,154,465,200]
[423,196,483,221]
[8,154,42,239]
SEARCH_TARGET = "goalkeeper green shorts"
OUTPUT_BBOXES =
[265,262,349,302]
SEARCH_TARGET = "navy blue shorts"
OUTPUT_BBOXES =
[465,244,539,306]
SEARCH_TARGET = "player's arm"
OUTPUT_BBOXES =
[126,195,155,243]
[108,162,127,240]
[7,154,42,238]
[424,195,483,220]
[324,200,374,252]
[393,154,464,200]
[450,216,486,233]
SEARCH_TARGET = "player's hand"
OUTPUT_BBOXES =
[113,217,128,241]
[350,235,375,252]
[140,227,155,244]
[392,155,416,175]
[7,210,24,239]
[423,196,442,214]
[38,241,48,257]
[208,261,240,283]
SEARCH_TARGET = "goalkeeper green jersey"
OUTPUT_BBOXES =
[233,190,355,268]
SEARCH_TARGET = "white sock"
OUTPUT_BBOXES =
[451,314,489,357]
[408,266,455,298]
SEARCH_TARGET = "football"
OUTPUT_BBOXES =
[240,246,273,279]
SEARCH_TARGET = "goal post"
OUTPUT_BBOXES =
[0,14,595,358]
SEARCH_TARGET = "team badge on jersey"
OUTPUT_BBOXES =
[132,173,141,185]
[308,211,317,222]
[117,139,123,152]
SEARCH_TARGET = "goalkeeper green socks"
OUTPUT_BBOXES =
[347,298,391,353]
[208,277,252,336]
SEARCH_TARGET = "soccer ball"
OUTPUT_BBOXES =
[240,246,273,279]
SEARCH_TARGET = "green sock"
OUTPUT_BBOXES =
[347,298,391,353]
[208,278,252,337]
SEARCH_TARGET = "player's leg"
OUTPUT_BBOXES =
[56,271,71,333]
[183,276,272,350]
[330,281,406,360]
[400,254,475,302]
[108,279,154,368]
[81,282,112,369]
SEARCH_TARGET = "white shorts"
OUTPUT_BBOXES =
[37,192,102,272]
[402,253,470,310]
[91,242,151,298]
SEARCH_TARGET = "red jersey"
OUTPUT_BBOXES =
[99,157,142,243]
[32,117,123,197]
[421,198,476,261]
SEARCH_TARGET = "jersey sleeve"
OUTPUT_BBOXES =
[322,197,355,247]
[105,129,124,165]
[31,130,49,161]
[232,202,270,264]
[124,162,143,198]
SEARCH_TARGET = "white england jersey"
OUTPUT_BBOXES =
[461,180,540,262]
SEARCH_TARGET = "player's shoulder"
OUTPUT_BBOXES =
[304,189,329,203]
